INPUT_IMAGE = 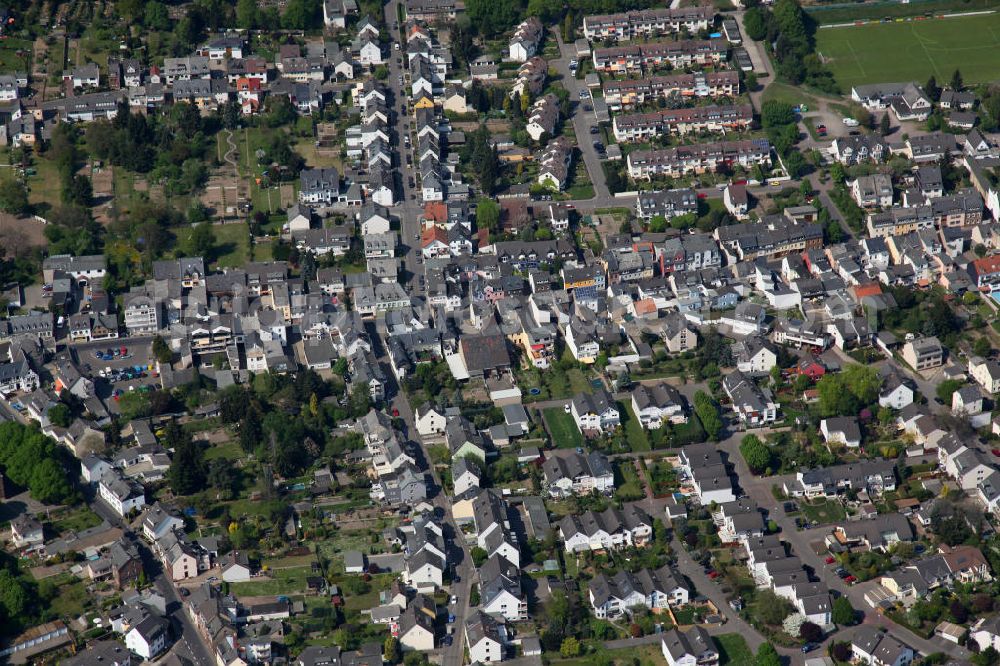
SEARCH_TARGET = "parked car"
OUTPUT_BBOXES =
[801,643,818,654]
[844,575,857,584]
[590,126,599,134]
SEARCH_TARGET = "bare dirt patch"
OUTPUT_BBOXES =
[0,213,47,251]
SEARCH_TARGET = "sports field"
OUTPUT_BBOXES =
[816,12,1000,89]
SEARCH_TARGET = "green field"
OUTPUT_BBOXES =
[714,633,754,665]
[542,407,584,449]
[817,13,1000,88]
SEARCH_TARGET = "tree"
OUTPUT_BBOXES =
[559,637,581,658]
[166,421,207,496]
[799,621,822,643]
[182,221,216,258]
[925,76,941,102]
[693,391,722,441]
[0,179,29,215]
[973,647,1000,666]
[754,642,781,666]
[470,546,488,567]
[476,197,500,232]
[973,337,993,358]
[936,379,963,406]
[152,335,172,364]
[47,403,72,428]
[831,596,856,625]
[951,69,963,91]
[831,642,852,662]
[743,6,768,40]
[760,100,796,128]
[879,113,891,136]
[0,569,28,623]
[740,434,771,474]
[384,636,400,664]
[949,598,969,624]
[144,0,171,29]
[236,0,259,28]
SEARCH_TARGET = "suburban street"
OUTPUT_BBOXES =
[551,30,610,202]
[369,320,472,666]
[383,0,426,297]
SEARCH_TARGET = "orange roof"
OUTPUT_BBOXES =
[853,283,882,299]
[973,254,1000,275]
[421,226,447,248]
[633,299,657,316]
[423,202,447,223]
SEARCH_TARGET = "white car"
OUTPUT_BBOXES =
[450,596,457,604]
[563,403,572,413]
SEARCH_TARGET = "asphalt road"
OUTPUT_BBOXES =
[550,30,610,201]
[369,319,473,665]
[88,493,216,665]
[383,0,425,298]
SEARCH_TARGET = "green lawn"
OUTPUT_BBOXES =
[0,38,31,72]
[714,633,754,665]
[49,507,102,535]
[817,13,1000,89]
[210,222,251,269]
[620,402,651,452]
[543,407,584,449]
[204,441,243,461]
[799,498,847,526]
[230,565,311,596]
[614,460,646,501]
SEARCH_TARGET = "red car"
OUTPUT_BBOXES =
[707,571,719,580]
[825,556,835,564]
[844,575,857,584]
[392,408,400,417]
[992,449,1000,457]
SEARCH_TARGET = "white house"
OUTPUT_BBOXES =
[850,627,914,666]
[125,616,169,661]
[972,615,1000,653]
[465,610,507,664]
[414,403,449,436]
[404,549,445,591]
[569,389,621,435]
[820,416,862,448]
[660,627,719,666]
[98,471,146,517]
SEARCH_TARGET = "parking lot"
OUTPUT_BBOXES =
[71,337,160,405]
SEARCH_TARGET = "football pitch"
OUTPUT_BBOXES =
[816,12,1000,89]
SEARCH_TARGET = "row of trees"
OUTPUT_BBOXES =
[744,0,839,94]
[0,421,77,505]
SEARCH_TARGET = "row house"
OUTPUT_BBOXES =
[635,188,698,220]
[583,6,713,41]
[559,505,653,553]
[627,139,771,179]
[603,71,740,111]
[537,137,574,191]
[541,449,614,498]
[510,56,547,99]
[612,104,752,142]
[588,566,690,619]
[509,17,543,62]
[526,94,561,142]
[591,40,728,75]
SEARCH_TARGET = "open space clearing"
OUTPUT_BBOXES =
[817,12,1000,89]
[542,407,584,449]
